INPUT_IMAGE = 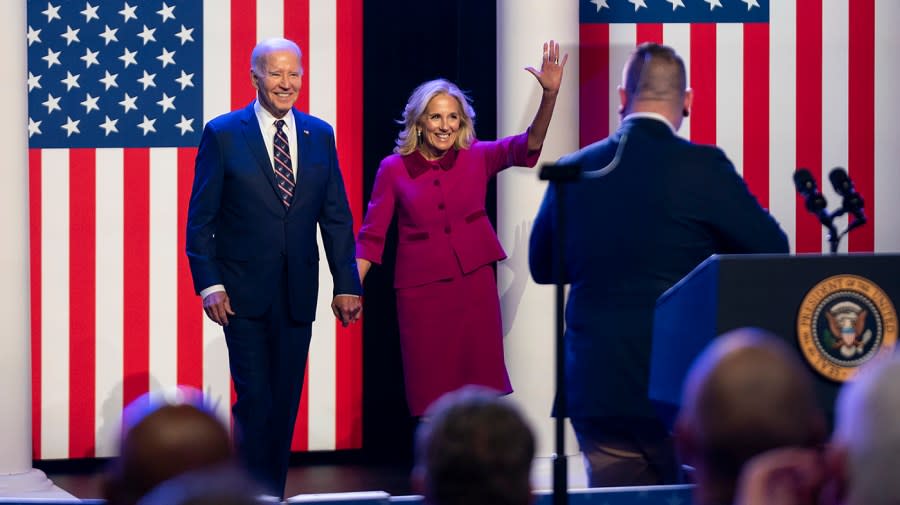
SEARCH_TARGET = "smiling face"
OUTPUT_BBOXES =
[251,48,302,118]
[418,93,462,160]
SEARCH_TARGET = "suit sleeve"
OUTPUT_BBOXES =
[318,127,363,296]
[185,124,225,294]
[688,148,789,254]
[480,129,543,178]
[529,182,558,284]
[356,157,396,265]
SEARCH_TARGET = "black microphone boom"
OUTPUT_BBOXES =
[791,167,868,253]
[792,168,829,224]
[829,167,867,222]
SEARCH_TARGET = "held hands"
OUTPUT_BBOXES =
[332,294,362,327]
[203,291,235,326]
[525,40,568,95]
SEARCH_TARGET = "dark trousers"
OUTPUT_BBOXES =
[223,274,312,498]
[570,416,681,487]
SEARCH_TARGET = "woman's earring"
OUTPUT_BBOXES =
[416,129,422,143]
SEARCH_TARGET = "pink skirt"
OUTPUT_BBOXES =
[395,263,512,416]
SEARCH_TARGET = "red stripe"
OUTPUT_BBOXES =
[579,23,610,148]
[123,149,150,407]
[636,24,663,45]
[743,23,770,209]
[177,148,203,388]
[848,0,875,252]
[795,0,823,253]
[29,149,42,458]
[335,0,364,450]
[689,24,716,146]
[291,364,310,451]
[230,0,258,415]
[284,0,310,113]
[231,0,257,111]
[68,149,96,458]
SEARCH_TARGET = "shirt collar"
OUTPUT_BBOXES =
[404,148,459,179]
[253,99,296,132]
[622,112,676,134]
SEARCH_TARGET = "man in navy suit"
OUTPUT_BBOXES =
[185,38,362,497]
[529,43,788,487]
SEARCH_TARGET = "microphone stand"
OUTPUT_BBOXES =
[538,162,582,505]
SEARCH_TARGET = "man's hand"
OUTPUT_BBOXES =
[203,291,235,326]
[331,295,362,327]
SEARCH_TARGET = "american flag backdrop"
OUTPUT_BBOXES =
[579,0,900,254]
[26,0,363,459]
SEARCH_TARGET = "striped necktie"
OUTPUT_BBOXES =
[273,119,295,207]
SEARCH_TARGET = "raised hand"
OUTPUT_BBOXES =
[525,40,568,95]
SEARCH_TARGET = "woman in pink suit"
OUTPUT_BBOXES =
[356,41,567,416]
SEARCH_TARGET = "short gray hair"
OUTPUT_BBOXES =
[250,38,303,76]
[834,354,900,505]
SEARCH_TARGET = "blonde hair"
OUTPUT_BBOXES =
[394,79,476,155]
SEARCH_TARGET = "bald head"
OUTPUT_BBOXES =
[619,43,690,127]
[676,328,826,505]
[105,400,233,505]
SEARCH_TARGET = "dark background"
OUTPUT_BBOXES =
[356,0,498,467]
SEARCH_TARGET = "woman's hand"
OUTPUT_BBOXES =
[526,40,568,95]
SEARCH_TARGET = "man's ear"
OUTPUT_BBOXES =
[673,415,696,469]
[682,88,694,118]
[617,85,628,115]
[822,444,849,505]
[249,70,260,90]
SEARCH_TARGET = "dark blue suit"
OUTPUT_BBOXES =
[529,116,788,484]
[186,102,361,494]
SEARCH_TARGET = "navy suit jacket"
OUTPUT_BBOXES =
[186,103,361,322]
[529,117,788,419]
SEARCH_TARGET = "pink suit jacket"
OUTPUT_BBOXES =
[358,131,540,289]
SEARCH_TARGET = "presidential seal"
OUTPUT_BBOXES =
[797,274,898,382]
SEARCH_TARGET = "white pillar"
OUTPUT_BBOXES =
[0,4,65,497]
[496,0,585,489]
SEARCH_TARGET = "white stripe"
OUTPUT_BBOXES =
[608,25,636,135]
[203,315,232,426]
[308,1,338,126]
[663,23,691,140]
[821,0,849,253]
[307,0,339,450]
[201,0,234,428]
[94,148,124,457]
[256,0,284,41]
[874,0,900,252]
[768,0,798,252]
[716,24,743,177]
[149,148,180,392]
[40,149,70,459]
[203,0,231,124]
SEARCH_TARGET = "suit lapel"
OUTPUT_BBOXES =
[239,103,284,206]
[289,108,310,209]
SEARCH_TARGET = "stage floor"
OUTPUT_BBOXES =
[38,455,587,499]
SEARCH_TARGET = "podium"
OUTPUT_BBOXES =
[649,253,900,421]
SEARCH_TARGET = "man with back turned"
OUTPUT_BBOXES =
[529,42,789,487]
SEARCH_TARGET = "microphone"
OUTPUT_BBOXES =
[793,169,829,224]
[829,167,866,221]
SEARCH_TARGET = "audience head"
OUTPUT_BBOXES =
[395,78,477,156]
[675,327,826,505]
[829,353,900,505]
[103,386,234,505]
[618,42,691,129]
[413,386,535,505]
